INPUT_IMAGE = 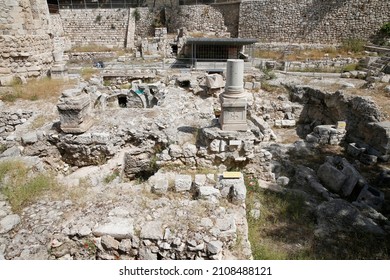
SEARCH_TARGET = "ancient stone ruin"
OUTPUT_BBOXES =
[0,0,390,261]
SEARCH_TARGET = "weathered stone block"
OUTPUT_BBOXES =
[174,174,192,192]
[317,162,347,193]
[57,88,93,134]
[152,179,168,194]
[356,185,384,210]
[363,122,390,155]
[198,186,220,200]
[92,218,134,240]
[194,174,207,188]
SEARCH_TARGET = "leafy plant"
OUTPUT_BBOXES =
[95,14,102,23]
[132,8,141,22]
[380,22,390,37]
[82,239,97,256]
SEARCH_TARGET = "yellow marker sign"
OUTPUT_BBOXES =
[336,121,346,130]
[223,172,242,179]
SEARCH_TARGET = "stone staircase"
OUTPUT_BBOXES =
[367,53,390,76]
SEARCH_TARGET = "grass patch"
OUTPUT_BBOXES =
[0,144,7,154]
[71,44,113,53]
[341,38,366,53]
[0,77,72,103]
[0,160,59,212]
[81,67,99,81]
[261,81,280,93]
[253,46,365,62]
[29,114,56,130]
[341,63,359,72]
[103,169,120,184]
[253,50,283,60]
[246,176,315,260]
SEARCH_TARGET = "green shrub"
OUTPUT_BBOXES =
[341,38,366,53]
[95,14,102,23]
[380,22,390,37]
[342,63,359,72]
[132,8,141,22]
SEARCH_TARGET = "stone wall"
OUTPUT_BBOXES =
[0,1,54,82]
[59,8,134,48]
[0,34,54,84]
[239,0,390,43]
[213,3,240,38]
[289,85,384,144]
[134,7,155,38]
[0,109,33,135]
[166,5,229,36]
[0,0,51,36]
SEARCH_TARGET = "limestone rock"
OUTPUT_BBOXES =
[101,235,120,250]
[205,74,225,89]
[198,186,220,200]
[174,175,192,192]
[140,221,163,240]
[57,88,93,134]
[0,146,21,158]
[92,218,134,240]
[21,132,38,145]
[0,214,21,234]
[207,240,223,255]
[152,179,169,194]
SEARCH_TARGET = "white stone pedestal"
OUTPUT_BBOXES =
[219,59,247,131]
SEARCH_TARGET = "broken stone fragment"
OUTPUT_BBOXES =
[101,235,120,251]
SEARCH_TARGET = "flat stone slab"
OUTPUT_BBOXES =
[140,221,163,240]
[0,214,21,234]
[92,217,134,240]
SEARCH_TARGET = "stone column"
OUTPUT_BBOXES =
[57,89,93,134]
[219,59,247,131]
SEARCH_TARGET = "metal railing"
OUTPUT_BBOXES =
[54,0,145,10]
[178,0,241,5]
